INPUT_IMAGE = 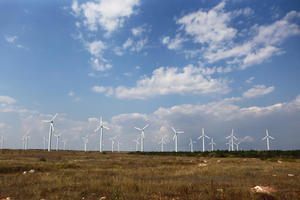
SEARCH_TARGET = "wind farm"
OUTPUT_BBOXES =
[1,0,300,199]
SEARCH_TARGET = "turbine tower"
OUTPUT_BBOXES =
[158,136,166,152]
[43,136,47,151]
[62,140,67,150]
[197,128,210,152]
[226,128,237,151]
[109,136,116,152]
[189,138,196,153]
[262,129,274,151]
[171,127,184,152]
[134,124,149,152]
[234,139,242,151]
[82,135,89,152]
[209,138,216,151]
[133,137,140,152]
[42,113,58,151]
[0,135,4,149]
[117,141,121,152]
[23,130,30,150]
[54,132,62,151]
[94,115,109,153]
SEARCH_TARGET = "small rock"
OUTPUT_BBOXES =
[217,188,224,193]
[277,160,283,164]
[23,171,27,175]
[217,159,221,163]
[99,197,106,200]
[198,163,208,167]
[288,174,295,177]
[251,186,276,194]
[272,174,277,177]
[29,169,35,173]
[203,160,208,163]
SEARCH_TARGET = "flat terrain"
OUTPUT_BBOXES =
[0,150,299,200]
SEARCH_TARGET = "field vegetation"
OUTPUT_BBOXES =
[0,150,299,200]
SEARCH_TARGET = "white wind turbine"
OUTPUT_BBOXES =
[23,130,30,150]
[134,124,149,152]
[209,138,216,151]
[94,115,109,152]
[82,135,89,152]
[54,132,62,151]
[171,127,184,152]
[189,138,196,153]
[158,136,167,152]
[226,142,230,151]
[62,140,67,150]
[117,140,121,152]
[42,113,58,151]
[43,136,47,151]
[133,137,140,152]
[262,129,274,151]
[197,128,210,152]
[226,128,237,151]
[109,136,117,152]
[0,135,4,149]
[234,138,242,151]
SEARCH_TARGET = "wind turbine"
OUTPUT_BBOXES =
[94,115,109,152]
[197,128,210,152]
[171,127,184,152]
[226,128,237,151]
[23,130,30,150]
[62,140,67,150]
[158,136,167,152]
[209,138,216,151]
[189,138,196,153]
[234,138,242,151]
[0,135,4,149]
[117,140,121,152]
[54,132,62,151]
[42,113,58,151]
[43,136,47,151]
[134,124,149,152]
[109,136,117,152]
[133,137,140,152]
[82,135,89,152]
[262,129,274,151]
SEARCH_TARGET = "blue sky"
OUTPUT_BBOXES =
[0,0,300,151]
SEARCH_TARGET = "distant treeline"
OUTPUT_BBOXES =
[129,150,300,159]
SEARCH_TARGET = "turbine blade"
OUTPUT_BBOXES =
[50,113,58,121]
[177,131,184,134]
[173,134,176,141]
[269,136,275,140]
[143,124,150,130]
[134,127,142,131]
[41,120,51,123]
[94,126,100,132]
[171,127,176,133]
[197,136,202,140]
[262,136,267,140]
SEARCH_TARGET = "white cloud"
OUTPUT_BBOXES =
[5,35,17,43]
[87,40,106,57]
[177,1,236,48]
[131,25,146,36]
[92,86,107,93]
[123,38,133,49]
[91,58,112,71]
[0,96,16,104]
[243,85,275,98]
[113,65,230,99]
[74,0,140,34]
[68,91,75,97]
[161,35,186,50]
[246,76,255,84]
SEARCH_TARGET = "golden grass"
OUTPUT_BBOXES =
[0,150,299,200]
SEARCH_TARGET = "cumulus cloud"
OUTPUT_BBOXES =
[177,1,236,49]
[5,35,17,43]
[87,40,106,57]
[161,35,186,50]
[243,85,275,98]
[246,76,255,84]
[0,96,16,104]
[73,0,140,34]
[91,58,112,71]
[91,64,230,99]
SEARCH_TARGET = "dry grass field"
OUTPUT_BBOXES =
[0,150,299,200]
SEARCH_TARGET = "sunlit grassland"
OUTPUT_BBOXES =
[0,150,299,200]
